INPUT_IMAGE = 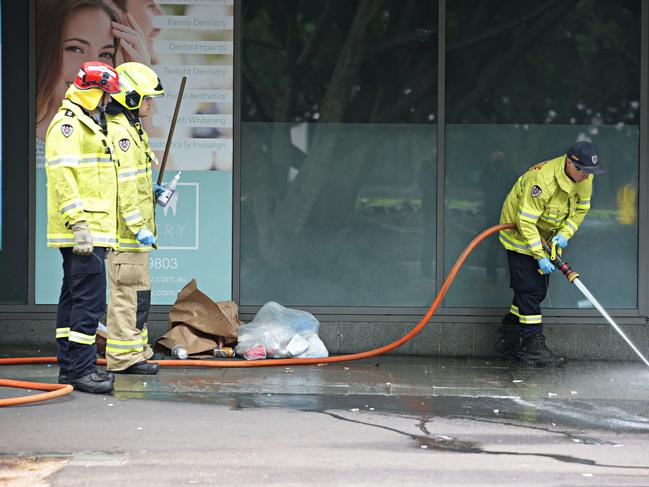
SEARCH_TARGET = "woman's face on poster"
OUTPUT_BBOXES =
[58,7,115,102]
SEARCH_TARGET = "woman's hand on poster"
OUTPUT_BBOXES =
[112,13,151,66]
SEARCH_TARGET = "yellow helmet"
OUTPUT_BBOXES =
[112,62,164,110]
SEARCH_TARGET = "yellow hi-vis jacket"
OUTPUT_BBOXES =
[107,111,157,252]
[499,155,593,260]
[46,100,123,248]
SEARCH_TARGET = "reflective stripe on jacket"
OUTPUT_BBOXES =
[499,155,592,259]
[46,100,118,248]
[107,112,157,253]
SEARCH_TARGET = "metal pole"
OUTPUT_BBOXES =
[157,76,187,184]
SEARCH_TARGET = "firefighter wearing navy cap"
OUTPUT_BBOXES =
[495,141,606,367]
[46,62,124,394]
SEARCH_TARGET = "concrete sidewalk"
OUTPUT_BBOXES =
[1,348,649,486]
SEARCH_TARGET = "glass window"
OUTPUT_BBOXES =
[443,0,640,309]
[241,1,439,306]
[0,0,28,304]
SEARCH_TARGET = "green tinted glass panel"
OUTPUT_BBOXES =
[444,0,640,309]
[241,1,438,306]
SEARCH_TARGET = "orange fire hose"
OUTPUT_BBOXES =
[0,379,73,407]
[0,223,515,406]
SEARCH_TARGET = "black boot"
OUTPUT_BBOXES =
[494,325,524,359]
[114,361,160,375]
[59,371,114,385]
[522,332,568,367]
[69,372,115,394]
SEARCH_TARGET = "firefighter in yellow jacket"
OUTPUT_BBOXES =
[495,141,606,367]
[104,62,164,375]
[46,62,123,394]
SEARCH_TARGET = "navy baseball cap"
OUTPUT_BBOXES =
[566,141,606,174]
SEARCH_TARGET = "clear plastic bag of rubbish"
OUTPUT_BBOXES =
[235,302,328,360]
[253,301,319,335]
[296,332,328,359]
[235,322,294,359]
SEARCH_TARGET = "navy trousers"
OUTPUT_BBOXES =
[56,247,107,379]
[502,250,549,337]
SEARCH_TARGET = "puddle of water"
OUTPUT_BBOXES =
[321,411,648,470]
[112,389,649,434]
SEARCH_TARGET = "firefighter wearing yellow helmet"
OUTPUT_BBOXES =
[104,62,164,375]
[45,62,127,395]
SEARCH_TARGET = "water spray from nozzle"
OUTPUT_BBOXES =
[543,239,649,369]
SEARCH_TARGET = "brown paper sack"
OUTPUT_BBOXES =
[157,324,218,355]
[157,279,242,355]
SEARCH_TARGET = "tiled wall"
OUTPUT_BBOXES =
[2,320,647,361]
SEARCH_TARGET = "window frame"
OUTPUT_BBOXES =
[0,0,646,325]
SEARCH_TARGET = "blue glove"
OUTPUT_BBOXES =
[551,235,568,249]
[537,257,556,275]
[136,229,156,246]
[153,183,165,199]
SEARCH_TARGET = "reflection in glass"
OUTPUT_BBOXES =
[241,1,438,306]
[444,0,640,308]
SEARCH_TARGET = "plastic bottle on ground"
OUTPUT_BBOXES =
[171,345,188,360]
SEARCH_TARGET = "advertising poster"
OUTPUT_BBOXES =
[35,0,233,304]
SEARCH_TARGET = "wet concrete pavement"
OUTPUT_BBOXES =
[1,349,649,486]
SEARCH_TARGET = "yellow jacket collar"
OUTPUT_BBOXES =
[554,155,578,194]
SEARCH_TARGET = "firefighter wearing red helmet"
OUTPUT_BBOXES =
[45,61,141,394]
[74,61,121,92]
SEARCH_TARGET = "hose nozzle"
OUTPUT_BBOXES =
[543,240,580,283]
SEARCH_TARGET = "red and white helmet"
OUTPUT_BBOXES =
[74,62,120,94]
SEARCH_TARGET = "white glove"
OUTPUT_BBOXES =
[71,221,94,256]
